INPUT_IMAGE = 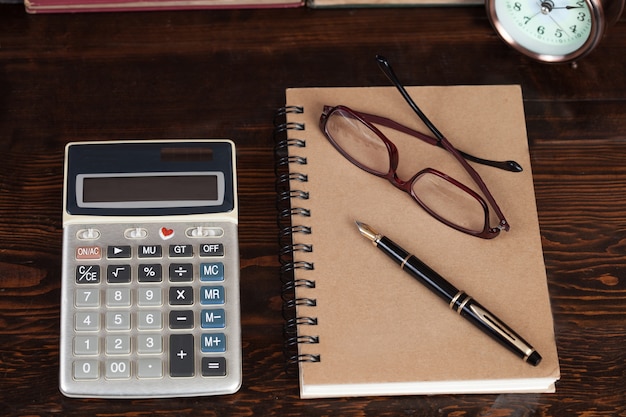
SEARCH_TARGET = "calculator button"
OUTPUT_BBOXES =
[200,243,224,257]
[138,311,163,330]
[74,336,99,355]
[107,246,131,259]
[107,265,131,283]
[74,360,99,380]
[169,310,194,329]
[138,287,162,306]
[169,244,193,258]
[138,359,163,379]
[200,286,224,304]
[170,334,195,377]
[200,263,224,281]
[169,263,193,281]
[75,288,100,307]
[106,312,131,331]
[138,245,162,258]
[105,359,131,379]
[106,335,131,355]
[169,286,194,305]
[124,227,148,239]
[76,265,101,284]
[201,309,225,328]
[75,312,100,331]
[106,288,131,307]
[137,334,162,354]
[76,246,102,260]
[138,264,162,282]
[201,333,226,353]
[202,357,227,377]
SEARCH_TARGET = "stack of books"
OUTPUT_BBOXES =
[25,0,304,13]
[24,0,481,14]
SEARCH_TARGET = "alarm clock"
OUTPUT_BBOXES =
[486,0,624,63]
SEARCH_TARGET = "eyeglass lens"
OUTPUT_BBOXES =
[325,107,488,234]
[325,107,391,175]
[412,173,487,233]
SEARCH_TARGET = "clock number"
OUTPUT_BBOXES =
[513,1,522,11]
[570,24,578,34]
[555,29,564,38]
[577,12,586,22]
[523,16,532,24]
[537,26,545,35]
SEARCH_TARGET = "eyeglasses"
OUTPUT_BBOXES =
[318,56,520,239]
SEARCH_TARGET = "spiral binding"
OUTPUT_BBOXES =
[274,105,321,369]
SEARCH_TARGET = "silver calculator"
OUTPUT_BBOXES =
[59,140,242,398]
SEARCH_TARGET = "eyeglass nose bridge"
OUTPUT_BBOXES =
[382,170,415,194]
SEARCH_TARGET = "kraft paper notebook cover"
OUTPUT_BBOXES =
[275,85,560,399]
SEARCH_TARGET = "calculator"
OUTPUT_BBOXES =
[59,140,242,398]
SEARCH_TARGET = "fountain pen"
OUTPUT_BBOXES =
[355,221,542,366]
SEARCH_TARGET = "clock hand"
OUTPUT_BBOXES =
[535,0,574,37]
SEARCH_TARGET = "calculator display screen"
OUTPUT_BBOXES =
[76,172,225,209]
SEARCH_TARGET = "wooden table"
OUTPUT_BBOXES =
[1,4,625,415]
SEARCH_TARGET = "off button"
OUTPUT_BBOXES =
[200,243,224,257]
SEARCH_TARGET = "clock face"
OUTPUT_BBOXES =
[492,0,597,60]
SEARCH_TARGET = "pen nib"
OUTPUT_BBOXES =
[355,221,380,243]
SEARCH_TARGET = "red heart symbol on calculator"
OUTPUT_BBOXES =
[159,227,175,240]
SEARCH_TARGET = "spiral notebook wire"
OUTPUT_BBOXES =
[274,105,321,370]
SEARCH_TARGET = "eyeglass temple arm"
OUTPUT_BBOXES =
[375,55,522,173]
[376,55,510,232]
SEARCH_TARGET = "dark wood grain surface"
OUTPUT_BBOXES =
[1,4,625,416]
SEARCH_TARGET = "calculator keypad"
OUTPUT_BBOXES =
[60,222,241,398]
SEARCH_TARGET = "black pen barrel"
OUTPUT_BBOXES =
[376,234,541,366]
[377,236,460,303]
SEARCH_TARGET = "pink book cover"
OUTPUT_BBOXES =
[25,0,303,13]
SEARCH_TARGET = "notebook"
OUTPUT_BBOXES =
[275,85,560,399]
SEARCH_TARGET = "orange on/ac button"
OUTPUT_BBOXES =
[76,246,102,260]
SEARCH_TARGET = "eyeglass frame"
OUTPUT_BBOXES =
[319,104,510,239]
